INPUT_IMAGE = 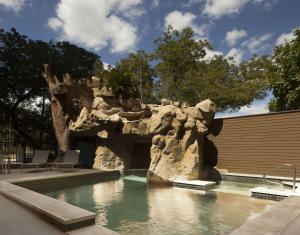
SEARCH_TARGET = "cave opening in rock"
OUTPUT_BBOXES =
[74,137,96,168]
[129,143,151,169]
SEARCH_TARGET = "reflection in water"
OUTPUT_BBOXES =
[92,180,124,226]
[147,187,209,235]
[35,176,275,235]
[57,192,66,201]
[146,187,274,235]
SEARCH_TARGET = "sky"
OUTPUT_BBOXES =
[0,0,299,117]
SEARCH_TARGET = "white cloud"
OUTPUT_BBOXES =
[202,0,278,19]
[48,0,143,53]
[48,18,63,31]
[204,48,223,61]
[276,30,296,46]
[241,33,273,53]
[152,0,159,8]
[225,28,247,46]
[203,47,244,65]
[202,0,249,19]
[103,62,113,70]
[118,0,145,20]
[0,0,26,13]
[226,48,244,65]
[216,100,269,118]
[164,10,208,38]
[253,0,278,10]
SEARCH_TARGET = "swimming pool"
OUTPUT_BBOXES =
[29,174,276,235]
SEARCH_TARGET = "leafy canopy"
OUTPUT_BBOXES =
[0,28,101,147]
[153,26,269,110]
[269,29,300,111]
[94,50,155,103]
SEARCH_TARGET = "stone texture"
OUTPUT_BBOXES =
[93,140,133,171]
[195,99,217,126]
[44,66,218,185]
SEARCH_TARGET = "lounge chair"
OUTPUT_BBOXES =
[49,150,80,170]
[20,150,49,172]
[0,154,8,174]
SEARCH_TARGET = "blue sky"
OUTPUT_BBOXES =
[1,0,299,117]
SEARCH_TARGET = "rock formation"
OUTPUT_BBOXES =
[44,66,218,185]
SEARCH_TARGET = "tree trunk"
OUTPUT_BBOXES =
[50,96,70,156]
[39,89,46,148]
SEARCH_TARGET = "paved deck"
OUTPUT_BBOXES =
[0,168,96,182]
[230,196,300,235]
[0,169,120,235]
[0,194,64,235]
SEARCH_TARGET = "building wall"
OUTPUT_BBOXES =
[208,110,300,177]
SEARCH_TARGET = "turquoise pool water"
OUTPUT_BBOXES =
[31,175,275,235]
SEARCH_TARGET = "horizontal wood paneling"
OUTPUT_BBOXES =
[208,111,300,177]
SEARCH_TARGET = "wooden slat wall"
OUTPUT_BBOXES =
[208,111,300,177]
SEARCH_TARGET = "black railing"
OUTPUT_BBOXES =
[0,112,55,164]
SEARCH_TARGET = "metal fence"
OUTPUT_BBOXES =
[0,112,55,164]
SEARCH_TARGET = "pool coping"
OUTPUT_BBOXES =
[229,196,300,235]
[222,172,300,183]
[0,170,121,234]
[173,179,216,191]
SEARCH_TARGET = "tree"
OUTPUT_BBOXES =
[102,65,137,99]
[269,29,300,111]
[0,28,101,148]
[153,26,269,110]
[115,50,155,103]
[95,50,155,102]
[153,26,209,103]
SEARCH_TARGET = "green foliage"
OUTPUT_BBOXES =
[93,60,105,78]
[116,50,155,103]
[95,50,155,102]
[48,41,100,79]
[0,28,100,147]
[235,55,274,109]
[269,29,300,111]
[153,26,269,110]
[153,26,210,103]
[103,65,137,99]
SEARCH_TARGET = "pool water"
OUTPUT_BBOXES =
[31,175,275,235]
[212,180,283,196]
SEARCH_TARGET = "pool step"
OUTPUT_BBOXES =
[173,180,216,191]
[0,182,96,231]
[282,181,300,188]
[251,186,300,201]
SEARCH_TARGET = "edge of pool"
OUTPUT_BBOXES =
[0,170,121,235]
[1,170,300,235]
[229,196,300,235]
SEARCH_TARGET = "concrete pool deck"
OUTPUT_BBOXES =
[0,168,104,182]
[0,194,64,235]
[230,196,300,235]
[0,169,120,235]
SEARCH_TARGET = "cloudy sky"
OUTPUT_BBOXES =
[1,0,299,117]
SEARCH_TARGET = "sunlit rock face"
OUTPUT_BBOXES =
[146,100,216,185]
[44,67,218,185]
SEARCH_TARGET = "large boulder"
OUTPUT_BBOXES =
[146,102,213,185]
[93,140,133,171]
[195,99,217,126]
